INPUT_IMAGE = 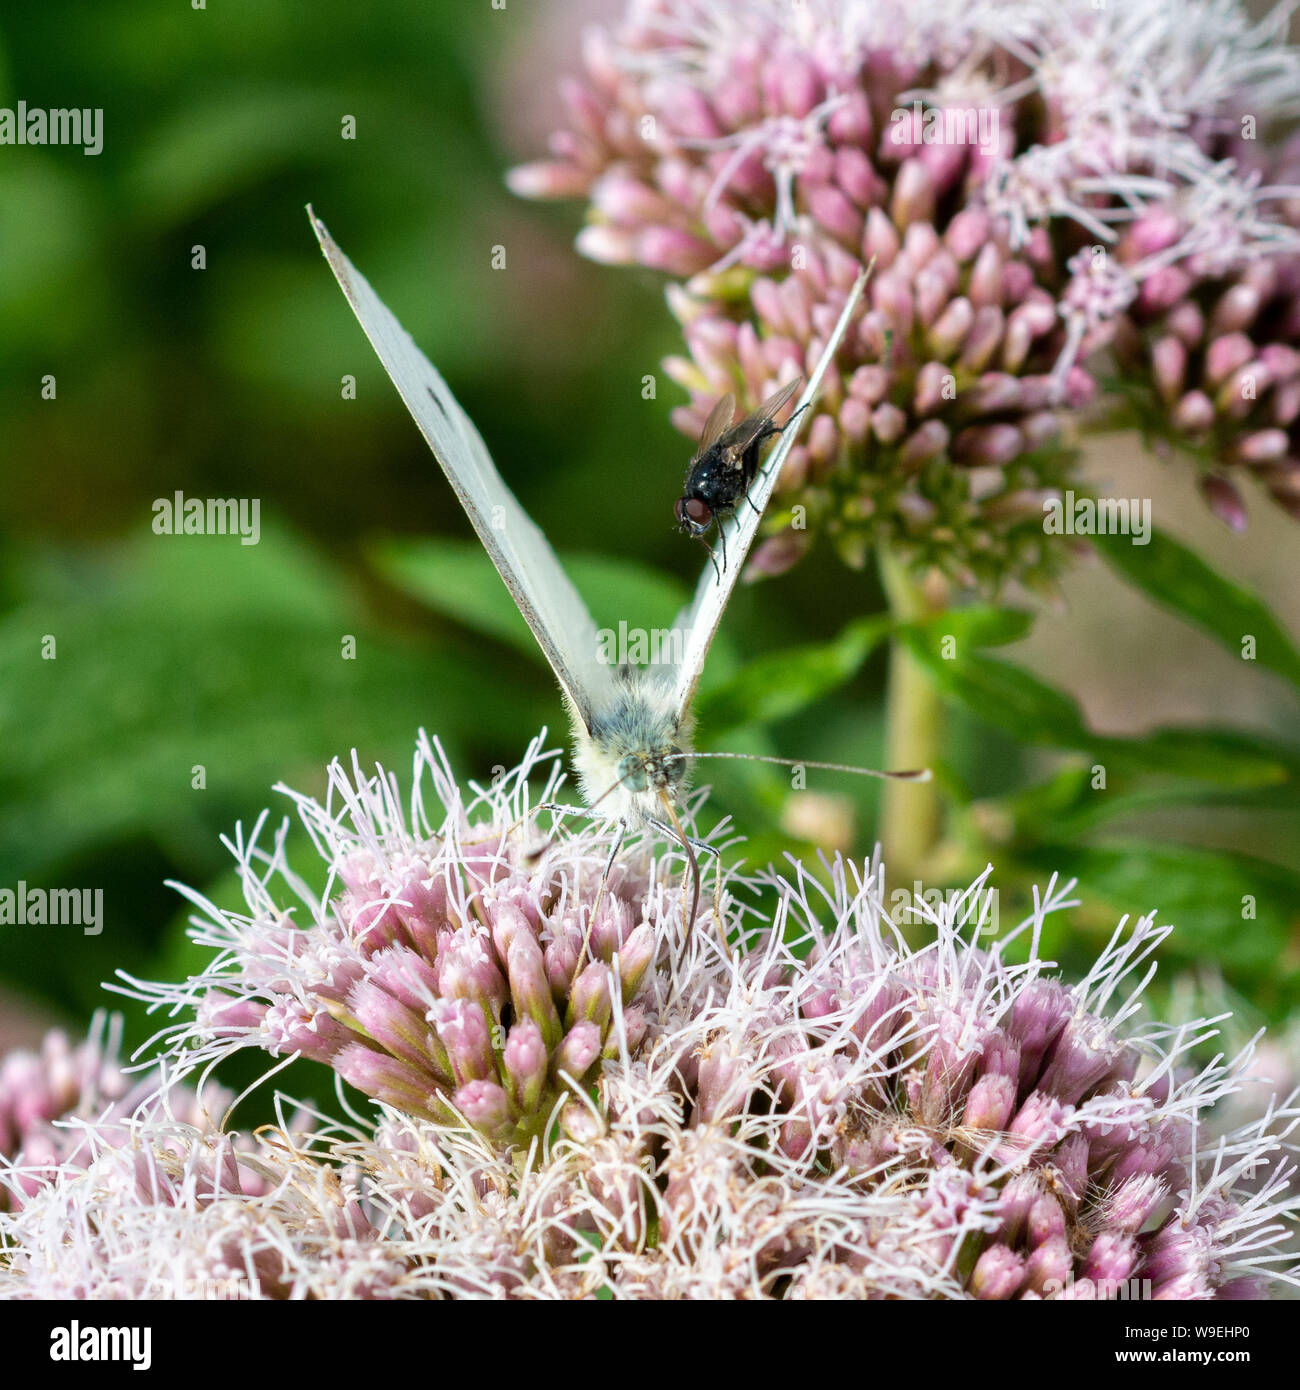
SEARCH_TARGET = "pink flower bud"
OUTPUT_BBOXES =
[835,146,886,208]
[1234,428,1289,464]
[574,224,636,265]
[503,1018,548,1113]
[554,1021,601,1079]
[968,243,1005,309]
[913,361,952,416]
[900,419,951,469]
[430,998,495,1086]
[971,1244,1026,1299]
[745,530,810,579]
[507,933,562,1049]
[1083,1231,1138,1286]
[1023,1234,1073,1295]
[453,1080,512,1137]
[1173,390,1215,434]
[1151,336,1186,405]
[1204,332,1256,388]
[506,160,593,200]
[871,402,907,444]
[962,1072,1017,1135]
[568,961,612,1031]
[1199,473,1248,531]
[944,208,990,263]
[863,206,901,266]
[952,422,1023,467]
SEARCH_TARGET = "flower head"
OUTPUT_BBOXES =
[0,1012,223,1210]
[0,1114,409,1300]
[115,732,711,1148]
[1114,135,1300,527]
[10,734,1291,1298]
[512,0,1300,580]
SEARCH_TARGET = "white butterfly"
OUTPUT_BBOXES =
[309,210,900,891]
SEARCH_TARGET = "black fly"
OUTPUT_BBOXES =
[674,378,805,575]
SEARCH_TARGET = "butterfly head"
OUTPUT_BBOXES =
[616,746,685,796]
[570,683,693,827]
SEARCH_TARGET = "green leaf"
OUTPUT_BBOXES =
[376,537,540,658]
[901,634,1088,745]
[916,605,1036,650]
[696,615,891,733]
[989,763,1300,844]
[0,529,528,886]
[1094,528,1300,689]
[1020,842,1300,975]
[373,536,695,663]
[903,637,1296,788]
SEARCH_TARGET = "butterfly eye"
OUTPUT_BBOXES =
[617,754,649,793]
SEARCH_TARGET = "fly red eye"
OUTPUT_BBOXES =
[684,498,711,524]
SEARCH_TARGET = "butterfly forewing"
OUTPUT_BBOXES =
[310,209,617,733]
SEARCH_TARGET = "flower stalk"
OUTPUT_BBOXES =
[879,547,946,882]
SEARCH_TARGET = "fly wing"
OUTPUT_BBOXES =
[691,392,737,461]
[668,266,872,719]
[310,209,616,731]
[716,377,803,458]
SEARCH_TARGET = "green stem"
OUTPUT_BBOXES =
[879,549,946,885]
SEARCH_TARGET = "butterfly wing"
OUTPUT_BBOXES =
[310,209,616,731]
[669,266,872,718]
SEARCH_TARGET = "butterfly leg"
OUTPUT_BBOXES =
[649,818,721,869]
[514,801,592,863]
[531,801,592,823]
[573,817,627,978]
[649,815,725,949]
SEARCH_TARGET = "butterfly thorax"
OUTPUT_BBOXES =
[566,672,693,826]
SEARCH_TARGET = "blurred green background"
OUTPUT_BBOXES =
[1,1,1298,1093]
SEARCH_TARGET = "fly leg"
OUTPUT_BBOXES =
[695,531,721,582]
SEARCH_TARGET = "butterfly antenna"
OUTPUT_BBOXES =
[665,751,932,782]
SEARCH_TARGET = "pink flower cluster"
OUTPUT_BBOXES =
[510,0,1300,584]
[114,733,701,1148]
[4,737,1293,1299]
